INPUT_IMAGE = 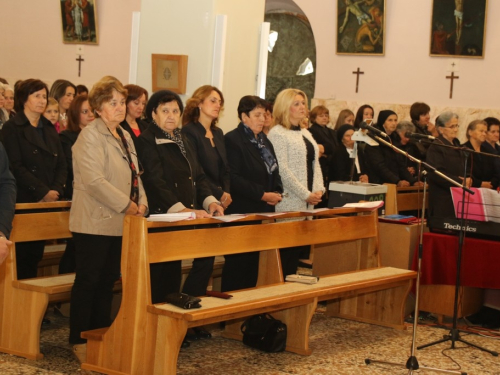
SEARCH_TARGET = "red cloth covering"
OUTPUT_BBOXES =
[412,232,500,289]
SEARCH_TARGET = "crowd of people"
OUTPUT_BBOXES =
[1,75,500,361]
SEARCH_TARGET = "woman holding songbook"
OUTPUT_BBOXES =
[268,88,324,277]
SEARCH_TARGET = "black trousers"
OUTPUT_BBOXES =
[69,232,121,344]
[221,252,260,292]
[280,245,308,278]
[16,240,45,279]
[59,238,76,274]
[150,261,182,304]
[182,256,215,297]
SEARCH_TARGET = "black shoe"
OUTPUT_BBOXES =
[181,338,191,349]
[42,318,51,325]
[193,327,212,339]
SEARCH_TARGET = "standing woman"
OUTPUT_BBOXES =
[268,88,324,277]
[222,95,282,292]
[181,85,231,297]
[120,84,148,149]
[49,79,76,133]
[69,76,148,360]
[1,79,67,279]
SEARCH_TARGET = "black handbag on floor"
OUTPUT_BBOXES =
[241,314,287,352]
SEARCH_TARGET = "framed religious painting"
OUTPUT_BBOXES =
[60,0,99,44]
[430,0,487,58]
[336,0,385,55]
[152,54,188,94]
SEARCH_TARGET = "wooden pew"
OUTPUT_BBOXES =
[0,202,73,360]
[82,208,416,375]
[384,184,429,215]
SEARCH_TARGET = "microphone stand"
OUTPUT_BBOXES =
[365,135,471,374]
[414,141,499,357]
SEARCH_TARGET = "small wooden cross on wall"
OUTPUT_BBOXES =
[352,67,364,93]
[76,55,85,77]
[446,72,459,99]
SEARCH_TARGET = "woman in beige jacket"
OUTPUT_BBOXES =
[68,76,148,361]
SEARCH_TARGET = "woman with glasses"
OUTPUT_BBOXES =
[69,76,148,361]
[427,112,476,229]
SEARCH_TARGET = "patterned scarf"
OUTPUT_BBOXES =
[242,123,278,174]
[115,127,139,204]
[154,121,187,157]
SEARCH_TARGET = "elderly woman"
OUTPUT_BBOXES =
[309,105,337,206]
[120,84,148,148]
[137,90,223,345]
[3,85,15,119]
[221,95,283,292]
[181,85,230,299]
[393,121,420,178]
[49,79,76,132]
[1,79,67,279]
[364,110,418,187]
[268,88,324,277]
[427,112,475,228]
[69,76,148,360]
[462,120,499,189]
[329,124,369,183]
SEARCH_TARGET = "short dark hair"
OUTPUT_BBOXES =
[146,90,184,121]
[484,117,500,131]
[409,102,430,122]
[14,79,49,112]
[124,84,149,105]
[49,79,76,101]
[237,95,267,121]
[76,84,89,96]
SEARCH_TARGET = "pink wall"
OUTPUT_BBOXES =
[0,0,141,89]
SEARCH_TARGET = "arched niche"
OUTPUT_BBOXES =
[264,0,316,105]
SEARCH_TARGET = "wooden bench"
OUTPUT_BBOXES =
[0,202,73,360]
[384,184,429,215]
[82,208,417,375]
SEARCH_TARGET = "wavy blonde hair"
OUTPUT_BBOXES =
[272,88,308,130]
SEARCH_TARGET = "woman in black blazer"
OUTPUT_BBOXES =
[120,84,148,149]
[1,79,67,279]
[221,96,283,292]
[180,85,231,299]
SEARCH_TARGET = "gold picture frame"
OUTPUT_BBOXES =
[430,0,487,58]
[60,0,99,45]
[336,0,385,56]
[151,54,188,94]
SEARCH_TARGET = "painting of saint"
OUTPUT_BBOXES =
[430,0,487,58]
[60,0,99,45]
[337,0,385,55]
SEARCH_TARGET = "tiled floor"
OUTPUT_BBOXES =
[1,307,499,374]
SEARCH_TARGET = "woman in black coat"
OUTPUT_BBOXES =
[221,96,283,292]
[1,79,67,279]
[427,112,478,229]
[180,85,231,300]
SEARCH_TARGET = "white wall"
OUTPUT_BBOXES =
[0,0,141,89]
[295,0,500,110]
[136,0,265,132]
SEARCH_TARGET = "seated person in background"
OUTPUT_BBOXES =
[309,105,337,206]
[353,104,374,129]
[334,109,355,129]
[462,119,499,189]
[3,85,16,119]
[409,102,437,161]
[426,112,478,227]
[483,117,500,182]
[364,110,419,187]
[393,121,421,178]
[0,83,10,129]
[329,124,368,183]
[222,95,282,292]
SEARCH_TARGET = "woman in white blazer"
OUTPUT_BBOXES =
[267,88,324,277]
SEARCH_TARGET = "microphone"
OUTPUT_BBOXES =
[359,121,389,138]
[405,132,436,141]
